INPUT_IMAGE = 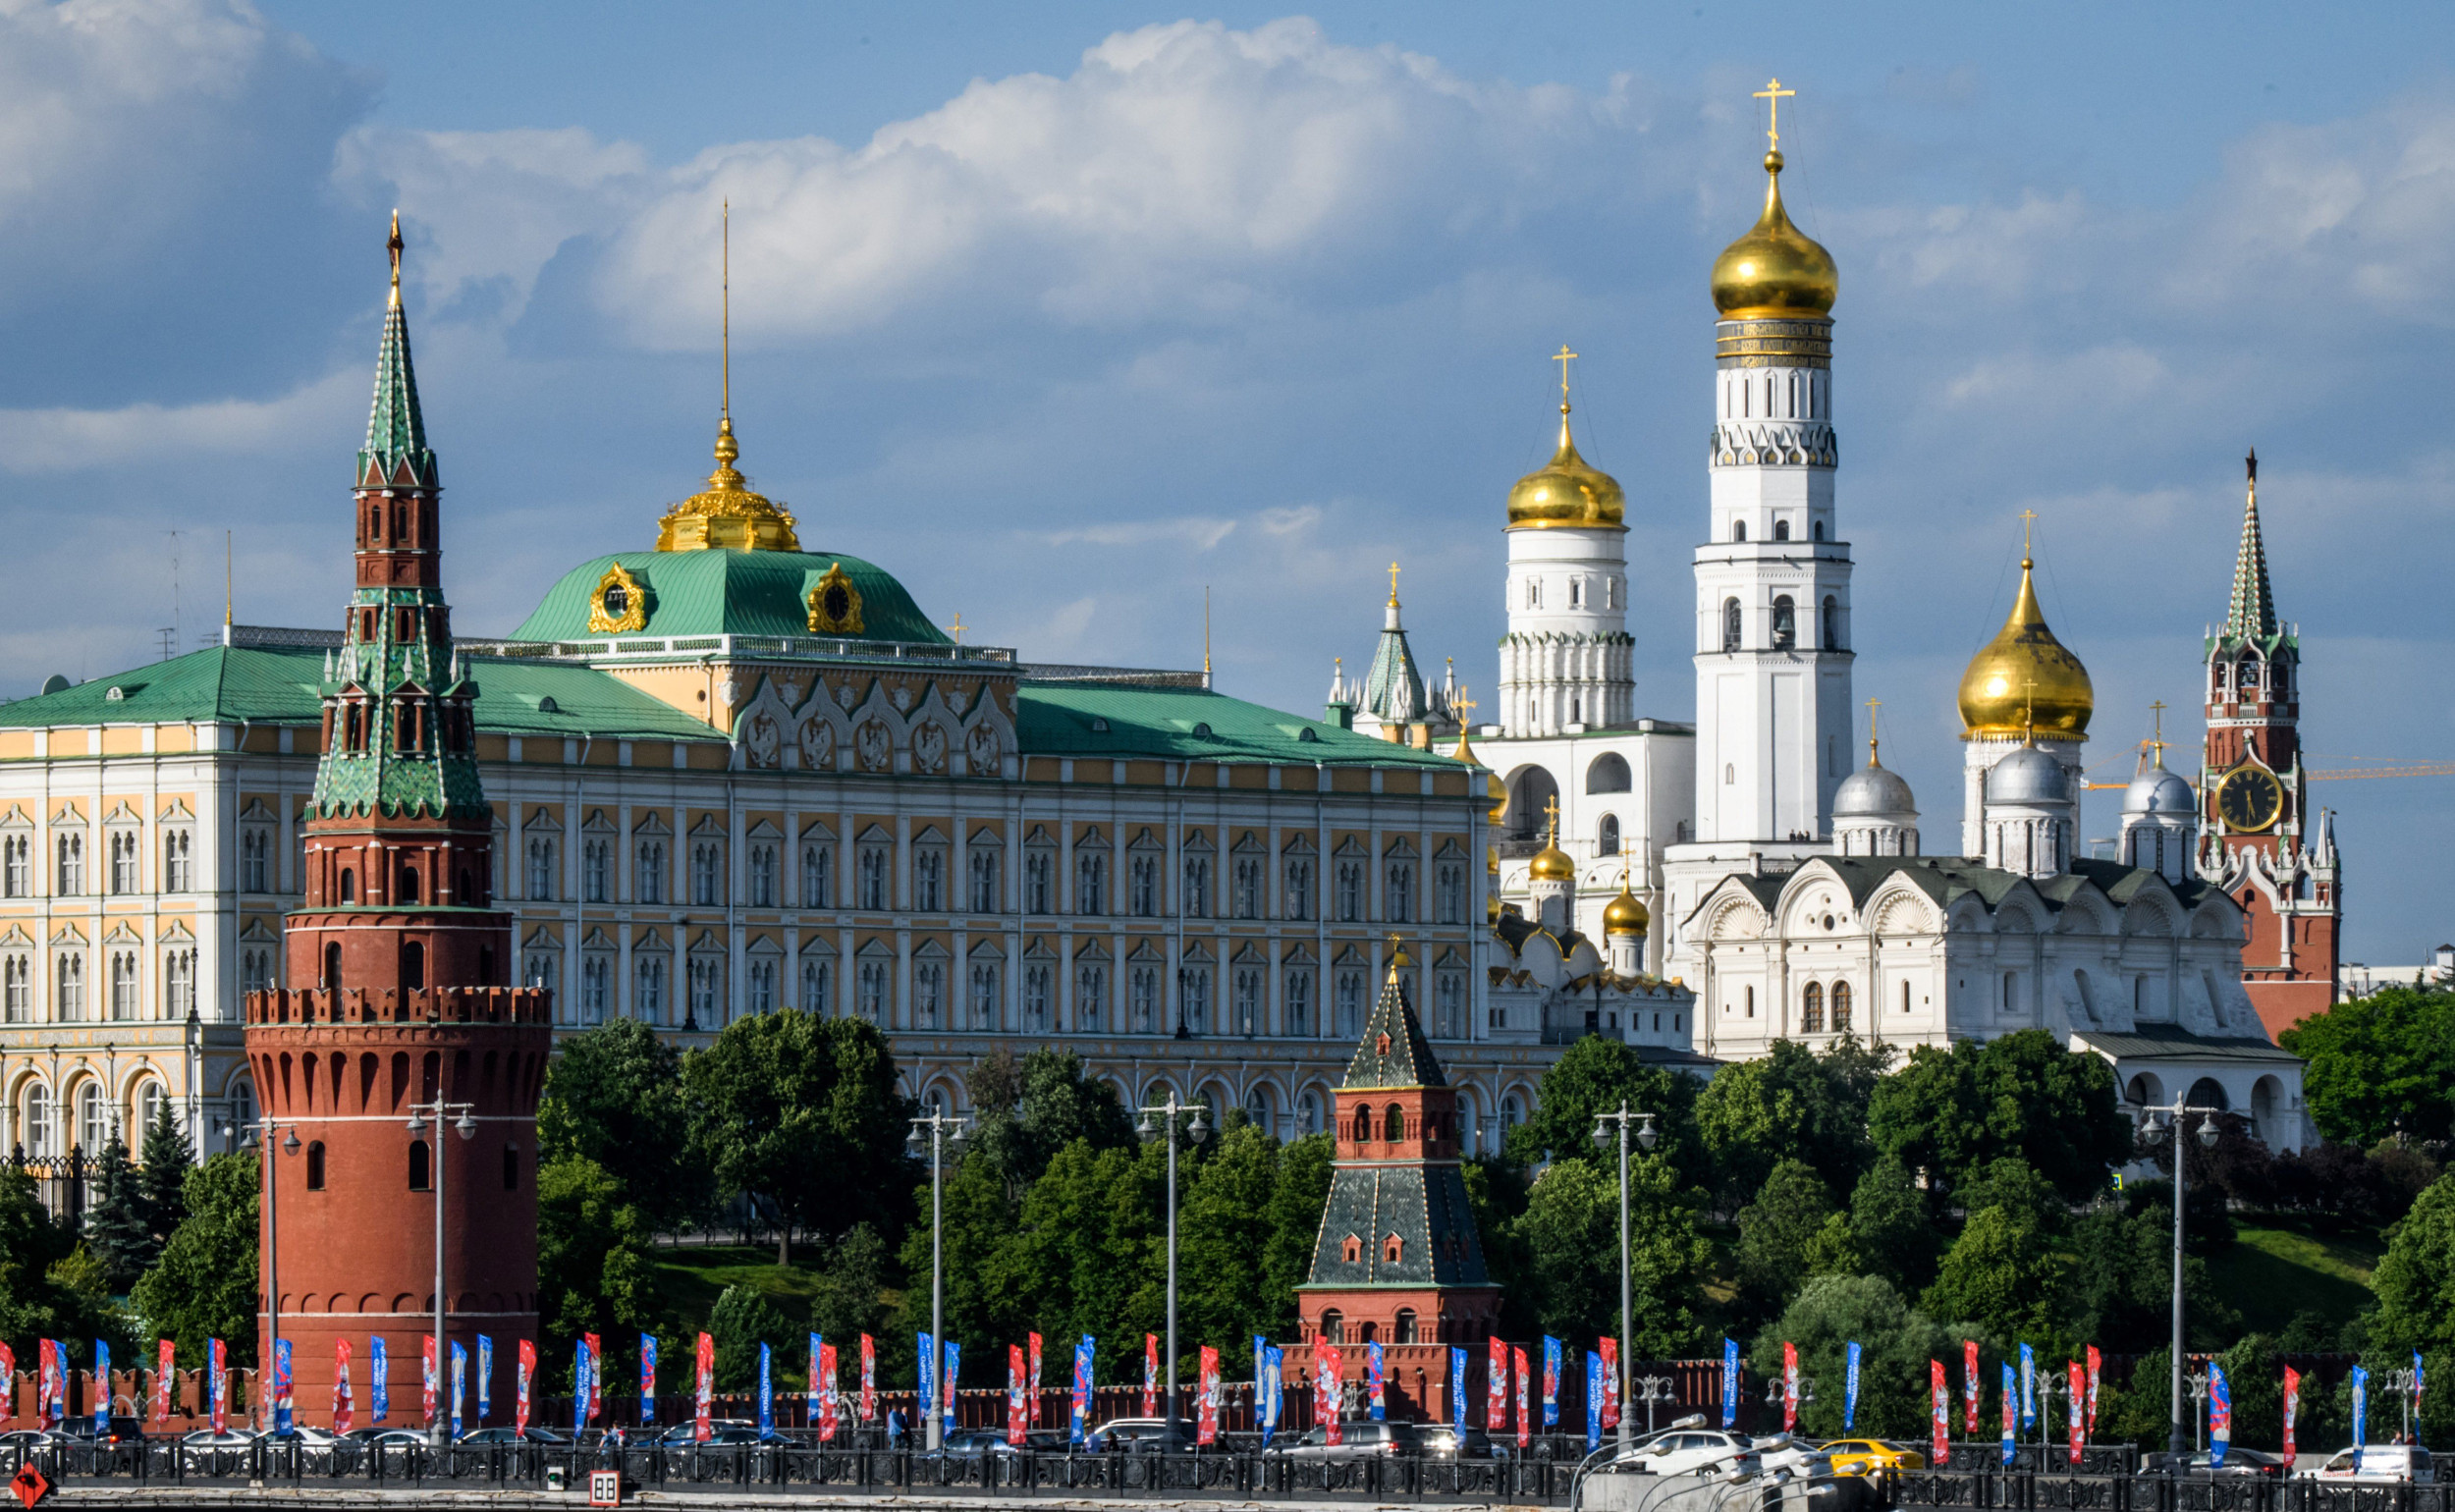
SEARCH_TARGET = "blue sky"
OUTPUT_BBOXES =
[0,1,2446,959]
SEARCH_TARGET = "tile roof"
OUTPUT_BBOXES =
[512,550,951,646]
[1016,683,1462,768]
[1341,967,1446,1089]
[2071,1025,2303,1064]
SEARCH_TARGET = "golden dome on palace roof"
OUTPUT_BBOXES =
[1603,878,1650,937]
[1710,151,1838,321]
[1528,842,1577,882]
[655,416,802,553]
[1506,404,1626,531]
[1957,555,2094,740]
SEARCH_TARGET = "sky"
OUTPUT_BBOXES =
[0,0,2446,959]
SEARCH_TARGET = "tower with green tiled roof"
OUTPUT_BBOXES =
[1294,944,1500,1353]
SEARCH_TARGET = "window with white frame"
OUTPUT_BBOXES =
[1023,964,1051,1031]
[857,844,889,911]
[968,847,1001,914]
[635,839,666,905]
[1435,861,1465,925]
[1435,972,1464,1040]
[689,840,724,906]
[1336,860,1362,923]
[136,1080,167,1137]
[581,955,611,1023]
[2,836,27,897]
[747,843,777,907]
[1130,966,1158,1034]
[109,831,138,895]
[163,830,193,892]
[22,1085,51,1158]
[912,846,945,913]
[1075,849,1105,916]
[583,838,611,903]
[109,949,137,1021]
[56,834,83,895]
[1024,846,1053,915]
[968,961,999,1030]
[1129,852,1158,917]
[686,953,722,1025]
[162,948,194,1018]
[745,956,776,1014]
[1232,856,1262,919]
[634,952,668,1024]
[240,947,269,993]
[2,955,28,1023]
[1335,968,1364,1039]
[527,837,557,901]
[913,959,943,1029]
[1386,858,1416,924]
[1233,966,1262,1036]
[800,953,833,1016]
[1181,965,1212,1034]
[857,959,888,1022]
[801,838,834,908]
[77,1083,105,1154]
[1076,961,1106,1032]
[1285,969,1315,1037]
[1183,854,1210,918]
[1283,854,1314,921]
[240,828,269,893]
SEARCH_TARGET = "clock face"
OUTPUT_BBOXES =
[2216,766,2285,834]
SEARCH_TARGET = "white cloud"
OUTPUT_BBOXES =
[0,364,359,474]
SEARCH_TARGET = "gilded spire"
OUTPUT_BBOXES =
[2224,448,2278,642]
[1955,517,2094,739]
[653,202,801,552]
[361,212,434,488]
[1710,81,1837,320]
[1506,347,1626,530]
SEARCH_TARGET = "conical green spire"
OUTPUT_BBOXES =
[359,212,435,488]
[2223,448,2276,642]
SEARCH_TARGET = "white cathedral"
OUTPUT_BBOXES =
[1330,118,2312,1149]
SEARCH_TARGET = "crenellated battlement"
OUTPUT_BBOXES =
[245,985,550,1027]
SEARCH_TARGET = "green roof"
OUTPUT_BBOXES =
[512,550,949,645]
[0,645,714,743]
[1016,683,1465,766]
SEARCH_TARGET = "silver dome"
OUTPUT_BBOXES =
[2122,766,2196,817]
[1988,745,2070,804]
[1833,761,1918,818]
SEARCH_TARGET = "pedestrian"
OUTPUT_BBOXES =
[888,1407,904,1447]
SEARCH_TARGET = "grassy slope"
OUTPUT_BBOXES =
[2212,1221,2385,1336]
[649,1245,831,1331]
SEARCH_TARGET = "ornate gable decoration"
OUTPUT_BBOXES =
[806,562,865,635]
[588,562,648,634]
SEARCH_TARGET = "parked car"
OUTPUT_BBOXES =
[1264,1421,1423,1462]
[2294,1445,2436,1484]
[942,1428,1026,1458]
[654,1419,759,1445]
[1611,1428,1761,1478]
[2138,1448,2283,1479]
[1750,1433,1837,1480]
[343,1428,430,1448]
[1083,1418,1200,1454]
[1419,1424,1504,1459]
[1822,1439,1926,1477]
[58,1415,147,1447]
[457,1426,572,1445]
[176,1430,259,1470]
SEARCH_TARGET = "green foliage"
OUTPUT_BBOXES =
[0,1166,76,1352]
[1465,1157,1539,1341]
[2367,1170,2455,1439]
[1176,1124,1292,1351]
[537,1156,658,1359]
[1510,1154,1707,1356]
[1505,1037,1703,1182]
[2278,988,2455,1148]
[2065,1197,2238,1352]
[964,1049,1136,1197]
[1845,1155,1942,1293]
[806,1223,893,1344]
[132,1153,259,1367]
[1697,1037,1891,1210]
[684,1009,914,1261]
[706,1284,796,1392]
[83,1136,154,1292]
[1001,1139,1163,1349]
[1752,1272,1951,1438]
[1732,1159,1837,1327]
[1262,1135,1335,1334]
[539,1018,701,1229]
[1923,1203,2068,1342]
[1869,1030,2130,1206]
[136,1103,193,1250]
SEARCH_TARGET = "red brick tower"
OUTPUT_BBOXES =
[2198,450,2339,1040]
[1295,947,1500,1353]
[245,219,551,1426]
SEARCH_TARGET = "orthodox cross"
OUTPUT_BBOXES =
[1454,687,1477,724]
[2020,509,2038,560]
[945,612,966,646]
[1553,345,1577,402]
[1388,562,1401,606]
[1754,79,1795,151]
[386,209,404,303]
[1543,793,1560,845]
[1866,697,1882,764]
[2149,700,2168,765]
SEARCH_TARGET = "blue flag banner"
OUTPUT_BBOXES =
[2019,1344,2036,1430]
[1720,1339,1740,1429]
[371,1337,389,1423]
[94,1341,112,1433]
[641,1334,657,1426]
[1450,1347,1467,1431]
[2209,1363,2232,1467]
[1070,1336,1094,1445]
[450,1341,466,1439]
[2417,1353,2427,1415]
[810,1333,825,1427]
[1586,1351,1604,1453]
[2351,1365,2369,1468]
[943,1341,959,1431]
[1369,1341,1386,1421]
[476,1335,492,1424]
[573,1338,592,1436]
[759,1343,774,1434]
[271,1339,291,1433]
[2000,1364,2016,1465]
[1543,1336,1561,1427]
[917,1331,935,1433]
[1261,1345,1283,1446]
[1844,1342,1863,1432]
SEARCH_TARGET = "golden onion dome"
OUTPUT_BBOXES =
[1710,151,1838,321]
[655,416,802,553]
[1603,878,1650,937]
[1528,843,1577,882]
[1506,404,1626,531]
[1957,556,2094,739]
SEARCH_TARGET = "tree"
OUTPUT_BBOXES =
[2368,1171,2455,1441]
[1697,1037,1890,1211]
[807,1223,892,1345]
[0,1167,81,1351]
[1731,1160,1837,1328]
[1869,1030,2130,1206]
[1175,1123,1288,1356]
[136,1102,193,1250]
[1845,1155,1942,1294]
[539,1018,701,1228]
[1510,1154,1708,1357]
[1505,1037,1704,1185]
[1751,1273,1952,1438]
[964,1049,1135,1198]
[2064,1200,2235,1352]
[1002,1139,1164,1348]
[2278,988,2455,1148]
[684,1010,914,1263]
[536,1156,658,1358]
[83,1136,153,1292]
[1921,1203,2067,1342]
[707,1284,796,1392]
[1263,1134,1336,1337]
[132,1152,259,1366]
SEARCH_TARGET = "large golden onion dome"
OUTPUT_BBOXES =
[1506,404,1626,531]
[1711,151,1838,320]
[655,417,802,553]
[1603,878,1649,937]
[1528,843,1576,882]
[1957,555,2094,739]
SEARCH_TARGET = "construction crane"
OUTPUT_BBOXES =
[2083,758,2454,790]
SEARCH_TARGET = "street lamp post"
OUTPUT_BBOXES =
[1633,1375,1674,1434]
[2035,1368,2068,1448]
[2135,1100,2222,1459]
[405,1099,475,1446]
[223,1115,300,1430]
[1590,1102,1658,1454]
[2383,1367,2420,1439]
[905,1106,970,1453]
[2186,1372,2210,1452]
[1139,1093,1211,1440]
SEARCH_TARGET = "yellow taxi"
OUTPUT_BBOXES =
[1821,1439,1927,1477]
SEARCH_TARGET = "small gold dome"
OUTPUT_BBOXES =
[655,417,802,553]
[1957,557,2094,739]
[1506,405,1626,531]
[1710,152,1838,321]
[1528,844,1576,882]
[1603,880,1649,937]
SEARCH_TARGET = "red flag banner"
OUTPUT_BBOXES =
[861,1334,877,1422]
[1008,1345,1027,1446]
[2085,1346,2101,1436]
[1931,1360,1949,1466]
[1316,1340,1342,1447]
[1782,1342,1799,1433]
[1197,1346,1221,1445]
[694,1332,715,1442]
[517,1340,535,1434]
[1488,1338,1507,1432]
[333,1340,355,1435]
[154,1341,173,1425]
[2282,1366,2301,1470]
[1513,1346,1530,1449]
[1963,1340,1980,1434]
[818,1342,841,1441]
[1028,1332,1042,1428]
[2067,1361,2085,1464]
[1599,1337,1619,1430]
[1143,1333,1160,1418]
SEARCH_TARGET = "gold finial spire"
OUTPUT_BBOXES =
[1203,585,1212,680]
[2019,508,2037,567]
[1866,697,1882,767]
[1450,687,1479,762]
[1754,79,1796,154]
[1553,344,1577,407]
[1386,932,1412,981]
[2023,676,2039,746]
[1544,793,1560,847]
[223,530,233,628]
[2149,699,2168,767]
[946,612,966,646]
[1388,561,1401,607]
[386,209,404,307]
[655,200,800,553]
[721,198,731,423]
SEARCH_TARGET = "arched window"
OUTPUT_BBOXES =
[323,942,343,993]
[1722,598,1743,652]
[1772,596,1796,651]
[1773,518,1790,541]
[1321,1310,1345,1343]
[2002,972,2019,1013]
[398,865,419,905]
[1800,981,1824,1034]
[1393,1309,1417,1344]
[339,868,355,903]
[1350,1105,1372,1143]
[1813,519,1826,541]
[23,1085,52,1159]
[1597,814,1619,857]
[2187,1077,2230,1112]
[408,1138,431,1191]
[1831,981,1852,1032]
[1586,753,1632,794]
[1733,520,1747,542]
[1383,1104,1405,1142]
[305,1141,326,1191]
[1383,1233,1403,1264]
[1506,767,1560,842]
[1822,596,1840,649]
[402,941,425,993]
[1299,1093,1321,1134]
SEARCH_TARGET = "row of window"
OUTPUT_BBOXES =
[1723,978,1914,1026]
[1,949,195,1024]
[1719,594,1843,653]
[1726,516,1828,543]
[1721,369,1827,421]
[1521,574,1624,612]
[1,830,194,898]
[12,1078,174,1161]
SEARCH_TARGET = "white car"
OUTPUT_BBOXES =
[1614,1429,1761,1478]
[2293,1445,2436,1485]
[1749,1433,1836,1480]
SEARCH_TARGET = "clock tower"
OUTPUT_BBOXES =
[2199,451,2339,1040]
